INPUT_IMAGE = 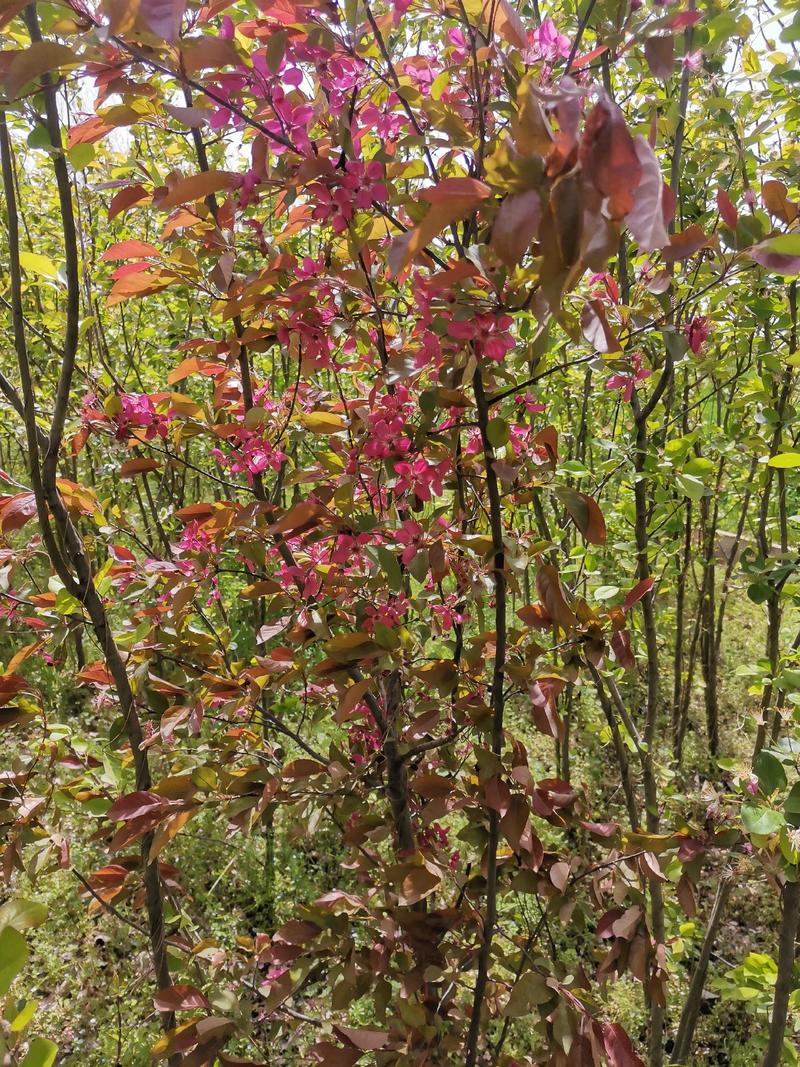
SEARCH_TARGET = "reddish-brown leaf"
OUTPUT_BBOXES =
[108,185,148,220]
[332,1025,389,1051]
[483,0,527,49]
[626,136,669,252]
[491,189,542,268]
[154,984,210,1012]
[106,791,168,823]
[5,41,77,99]
[0,673,27,708]
[623,576,654,610]
[119,458,162,478]
[155,171,238,210]
[309,1044,360,1067]
[580,300,621,354]
[603,1022,646,1067]
[0,492,37,533]
[762,179,798,224]
[644,36,674,79]
[661,223,708,263]
[716,187,738,230]
[611,629,636,670]
[579,98,642,219]
[101,240,162,261]
[388,181,490,276]
[536,566,576,631]
[555,488,607,545]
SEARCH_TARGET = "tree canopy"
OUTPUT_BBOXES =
[0,0,800,1064]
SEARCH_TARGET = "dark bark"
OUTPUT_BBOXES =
[671,875,732,1064]
[761,879,800,1067]
[464,364,507,1067]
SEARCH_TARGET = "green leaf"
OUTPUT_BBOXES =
[594,585,620,601]
[780,12,800,43]
[747,581,771,604]
[784,782,800,827]
[376,546,403,593]
[675,472,705,501]
[19,252,59,280]
[487,417,509,448]
[0,926,28,995]
[753,751,787,795]
[760,234,800,256]
[741,802,784,836]
[9,998,37,1032]
[0,899,48,931]
[683,457,715,479]
[67,143,94,171]
[20,1037,58,1067]
[768,452,800,468]
[503,971,551,1017]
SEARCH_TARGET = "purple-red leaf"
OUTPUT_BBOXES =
[626,136,669,252]
[644,36,674,79]
[716,187,738,230]
[623,576,654,610]
[491,189,541,268]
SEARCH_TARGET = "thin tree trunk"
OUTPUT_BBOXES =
[670,875,732,1064]
[672,500,692,760]
[761,879,800,1067]
[464,364,507,1067]
[0,73,173,1038]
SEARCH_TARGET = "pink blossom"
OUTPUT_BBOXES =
[394,457,449,502]
[330,531,372,565]
[348,721,382,766]
[391,0,413,22]
[685,316,711,355]
[177,520,218,555]
[364,596,408,633]
[682,50,702,72]
[364,386,413,459]
[447,28,468,61]
[310,160,388,234]
[432,595,467,631]
[605,352,652,403]
[115,393,168,441]
[395,520,425,564]
[525,18,571,66]
[447,313,515,362]
[516,393,546,414]
[212,427,287,484]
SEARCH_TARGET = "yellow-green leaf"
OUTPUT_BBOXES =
[19,252,59,280]
[20,1037,58,1067]
[768,453,800,468]
[300,411,347,434]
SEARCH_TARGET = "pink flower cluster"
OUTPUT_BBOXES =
[432,595,467,632]
[348,721,382,767]
[177,520,218,556]
[364,595,409,634]
[525,18,571,66]
[606,352,652,403]
[394,457,449,503]
[211,428,287,484]
[447,313,515,362]
[418,820,460,870]
[685,316,712,355]
[363,386,413,459]
[115,393,168,441]
[310,160,388,234]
